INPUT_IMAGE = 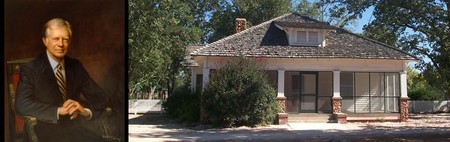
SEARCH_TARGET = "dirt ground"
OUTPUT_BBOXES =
[128,113,450,142]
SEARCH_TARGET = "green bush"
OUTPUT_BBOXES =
[163,87,200,122]
[202,56,280,127]
[408,85,443,101]
[407,67,445,100]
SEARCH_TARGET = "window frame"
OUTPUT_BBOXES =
[340,72,401,114]
[294,30,320,46]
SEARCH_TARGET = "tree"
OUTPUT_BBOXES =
[207,0,292,43]
[128,0,162,98]
[323,0,450,97]
[295,0,359,31]
[185,0,218,43]
[362,23,399,46]
[407,67,444,100]
[128,0,202,97]
[296,0,320,20]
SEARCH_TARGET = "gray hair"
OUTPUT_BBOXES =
[42,18,72,38]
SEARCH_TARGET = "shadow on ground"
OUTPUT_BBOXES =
[129,114,450,141]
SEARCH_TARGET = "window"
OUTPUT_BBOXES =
[296,30,319,44]
[386,73,400,112]
[370,73,385,112]
[296,31,307,42]
[340,72,354,97]
[309,31,318,43]
[355,73,370,112]
[341,72,400,113]
[195,74,203,92]
[340,72,354,112]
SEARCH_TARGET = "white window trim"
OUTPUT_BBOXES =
[294,30,319,46]
[283,28,326,47]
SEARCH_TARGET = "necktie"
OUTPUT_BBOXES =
[56,64,67,101]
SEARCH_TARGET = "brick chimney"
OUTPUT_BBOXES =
[235,18,246,33]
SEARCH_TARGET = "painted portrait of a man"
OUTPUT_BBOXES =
[4,0,125,141]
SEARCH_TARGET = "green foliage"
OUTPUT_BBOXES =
[296,0,320,20]
[363,23,399,46]
[409,86,443,101]
[292,1,360,31]
[407,67,444,101]
[128,0,203,96]
[202,56,280,127]
[323,0,450,97]
[310,0,363,29]
[163,87,200,122]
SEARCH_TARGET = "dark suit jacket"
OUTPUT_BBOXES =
[15,52,107,125]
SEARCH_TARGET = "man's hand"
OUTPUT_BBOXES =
[58,105,80,120]
[61,99,90,120]
[58,106,71,116]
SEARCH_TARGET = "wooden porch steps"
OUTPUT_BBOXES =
[288,113,337,123]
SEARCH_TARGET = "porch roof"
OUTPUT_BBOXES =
[190,13,418,60]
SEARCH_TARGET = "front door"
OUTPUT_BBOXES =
[299,72,318,112]
[285,71,318,113]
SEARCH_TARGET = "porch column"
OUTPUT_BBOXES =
[332,71,342,113]
[399,71,409,122]
[332,71,346,123]
[200,64,210,122]
[191,69,196,92]
[202,68,209,90]
[276,70,286,113]
[400,71,408,98]
[276,70,288,125]
[332,71,341,98]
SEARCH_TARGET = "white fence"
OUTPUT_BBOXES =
[409,100,450,113]
[128,99,162,114]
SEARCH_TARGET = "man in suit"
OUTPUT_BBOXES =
[15,18,107,142]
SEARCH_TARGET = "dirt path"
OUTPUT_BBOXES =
[129,113,450,142]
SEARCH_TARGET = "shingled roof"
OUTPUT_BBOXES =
[190,13,417,60]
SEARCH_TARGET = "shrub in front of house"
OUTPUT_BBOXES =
[163,87,200,122]
[202,56,280,127]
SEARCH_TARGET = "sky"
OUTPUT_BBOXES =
[303,0,420,69]
[351,7,375,33]
[304,0,375,33]
[219,0,376,33]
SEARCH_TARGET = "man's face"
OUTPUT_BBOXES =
[43,26,70,61]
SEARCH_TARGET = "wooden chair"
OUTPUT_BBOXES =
[100,107,121,141]
[9,84,39,142]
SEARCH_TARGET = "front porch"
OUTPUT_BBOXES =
[275,69,409,124]
[191,58,410,124]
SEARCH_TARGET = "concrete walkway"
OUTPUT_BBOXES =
[129,113,450,141]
